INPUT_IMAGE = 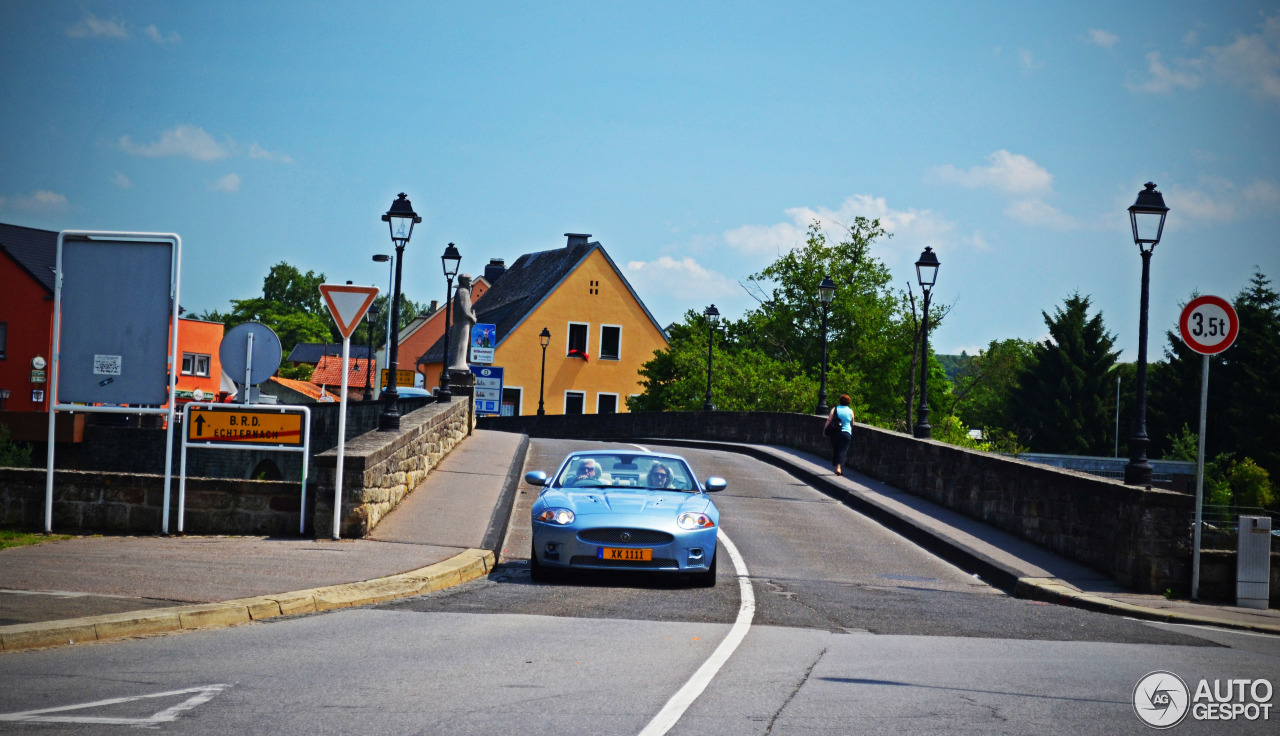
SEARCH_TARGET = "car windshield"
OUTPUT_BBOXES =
[555,454,696,492]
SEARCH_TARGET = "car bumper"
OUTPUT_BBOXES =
[532,515,718,572]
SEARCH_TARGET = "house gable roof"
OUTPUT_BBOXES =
[286,342,375,364]
[415,238,667,364]
[0,222,57,293]
[310,355,376,387]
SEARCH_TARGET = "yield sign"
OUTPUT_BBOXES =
[319,284,379,339]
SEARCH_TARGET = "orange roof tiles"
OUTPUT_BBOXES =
[310,355,377,389]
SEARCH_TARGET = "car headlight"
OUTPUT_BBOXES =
[677,512,715,530]
[536,508,575,525]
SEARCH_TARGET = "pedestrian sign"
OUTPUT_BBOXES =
[187,407,304,446]
[470,365,503,416]
[470,323,497,365]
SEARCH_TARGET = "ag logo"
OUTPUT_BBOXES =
[1134,671,1190,728]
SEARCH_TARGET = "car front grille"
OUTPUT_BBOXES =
[578,528,675,545]
[570,555,679,569]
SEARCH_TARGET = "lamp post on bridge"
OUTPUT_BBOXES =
[378,193,420,431]
[703,304,720,411]
[815,275,837,415]
[438,242,462,402]
[913,247,940,440]
[1123,182,1170,487]
[537,327,551,416]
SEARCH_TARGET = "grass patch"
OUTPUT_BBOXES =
[0,530,74,550]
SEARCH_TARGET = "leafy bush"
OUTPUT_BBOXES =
[0,425,33,468]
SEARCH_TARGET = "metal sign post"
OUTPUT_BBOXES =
[1178,295,1239,600]
[318,284,379,540]
[45,231,181,534]
[179,403,311,534]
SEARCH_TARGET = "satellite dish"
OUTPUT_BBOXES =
[220,322,282,386]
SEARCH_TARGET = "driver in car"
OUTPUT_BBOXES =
[568,458,603,486]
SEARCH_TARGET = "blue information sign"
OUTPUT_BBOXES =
[470,365,503,416]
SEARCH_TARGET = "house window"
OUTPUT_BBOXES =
[597,393,618,414]
[0,322,6,359]
[181,352,211,377]
[564,391,585,415]
[600,325,621,361]
[502,387,522,417]
[567,322,589,358]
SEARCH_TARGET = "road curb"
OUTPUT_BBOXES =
[625,437,1280,637]
[0,548,495,654]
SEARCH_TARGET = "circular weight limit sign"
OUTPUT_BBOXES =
[1179,295,1239,355]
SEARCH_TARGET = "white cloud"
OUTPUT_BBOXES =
[119,125,230,161]
[624,256,739,311]
[1168,177,1280,223]
[0,190,69,211]
[1003,199,1080,230]
[67,15,128,39]
[143,24,181,45]
[928,150,1053,195]
[1127,51,1204,93]
[1085,29,1119,48]
[1206,13,1280,102]
[248,143,294,164]
[1018,48,1043,74]
[211,173,241,193]
[1243,178,1280,206]
[112,172,133,189]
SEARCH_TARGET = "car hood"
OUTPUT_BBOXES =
[544,489,711,517]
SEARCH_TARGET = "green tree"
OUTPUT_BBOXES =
[1008,293,1120,455]
[1149,270,1280,479]
[949,338,1035,432]
[630,220,949,429]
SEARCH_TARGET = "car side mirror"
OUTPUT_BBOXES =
[704,477,727,492]
[524,471,548,487]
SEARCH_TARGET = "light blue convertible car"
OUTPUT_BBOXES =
[525,450,726,586]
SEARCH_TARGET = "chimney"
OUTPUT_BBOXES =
[565,233,592,248]
[484,258,506,285]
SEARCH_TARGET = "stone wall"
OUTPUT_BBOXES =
[0,466,305,536]
[1,398,470,537]
[313,397,473,538]
[480,411,1197,595]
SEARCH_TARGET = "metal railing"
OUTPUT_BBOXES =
[1198,505,1280,551]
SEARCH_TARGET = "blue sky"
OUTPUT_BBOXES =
[2,2,1277,359]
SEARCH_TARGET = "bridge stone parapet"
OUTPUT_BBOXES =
[480,411,1194,596]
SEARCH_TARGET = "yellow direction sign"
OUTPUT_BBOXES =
[381,369,417,389]
[187,408,304,446]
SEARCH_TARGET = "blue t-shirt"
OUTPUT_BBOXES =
[834,406,854,434]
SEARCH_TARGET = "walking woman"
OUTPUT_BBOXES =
[827,394,855,476]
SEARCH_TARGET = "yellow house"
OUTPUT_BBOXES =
[417,233,668,415]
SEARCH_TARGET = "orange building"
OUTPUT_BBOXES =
[173,318,225,404]
[417,234,668,415]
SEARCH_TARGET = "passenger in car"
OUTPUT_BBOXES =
[646,463,674,489]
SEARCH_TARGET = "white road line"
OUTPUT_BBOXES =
[0,685,230,725]
[1125,617,1280,638]
[638,529,755,736]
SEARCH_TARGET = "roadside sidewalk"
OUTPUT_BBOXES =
[641,438,1280,636]
[0,429,528,653]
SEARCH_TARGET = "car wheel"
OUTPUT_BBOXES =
[691,550,717,588]
[529,545,556,582]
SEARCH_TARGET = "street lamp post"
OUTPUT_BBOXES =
[365,304,379,400]
[438,242,462,402]
[913,247,940,439]
[703,304,720,411]
[372,254,394,397]
[378,193,421,431]
[1124,182,1170,486]
[537,327,551,416]
[815,275,837,415]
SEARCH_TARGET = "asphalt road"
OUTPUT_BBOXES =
[0,438,1277,735]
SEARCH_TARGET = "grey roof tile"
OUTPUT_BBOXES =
[0,222,57,292]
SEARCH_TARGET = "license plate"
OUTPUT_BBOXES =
[598,547,653,561]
